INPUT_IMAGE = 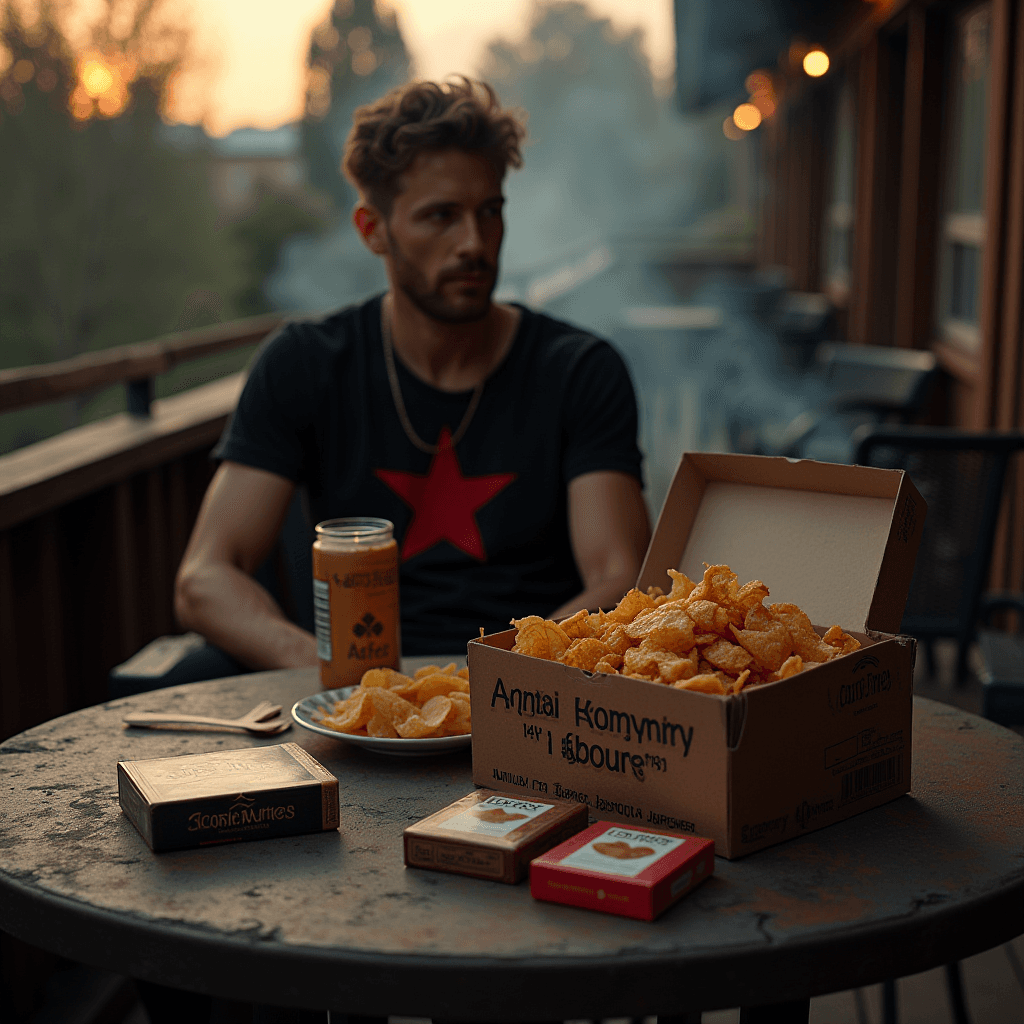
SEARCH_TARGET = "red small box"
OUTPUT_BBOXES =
[530,822,714,920]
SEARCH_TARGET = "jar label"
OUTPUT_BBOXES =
[312,540,400,688]
[313,578,331,661]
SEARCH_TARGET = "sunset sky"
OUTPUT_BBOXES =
[167,0,676,136]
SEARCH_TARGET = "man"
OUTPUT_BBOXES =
[175,78,650,666]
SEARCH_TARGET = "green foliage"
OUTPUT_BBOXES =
[0,0,244,378]
[229,184,328,316]
[300,0,409,209]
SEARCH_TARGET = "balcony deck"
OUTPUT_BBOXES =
[0,318,281,742]
[1,301,1021,1023]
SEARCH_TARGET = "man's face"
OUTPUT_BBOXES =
[382,149,505,324]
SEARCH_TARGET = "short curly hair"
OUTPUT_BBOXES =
[343,78,526,214]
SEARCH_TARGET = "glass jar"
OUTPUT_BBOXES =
[312,518,401,689]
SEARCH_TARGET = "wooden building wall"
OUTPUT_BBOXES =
[757,0,1024,595]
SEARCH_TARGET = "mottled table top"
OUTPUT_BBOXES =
[1,669,1021,1020]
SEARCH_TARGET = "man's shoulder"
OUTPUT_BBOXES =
[519,305,602,345]
[516,306,624,370]
[260,294,380,363]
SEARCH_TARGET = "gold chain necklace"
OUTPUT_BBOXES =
[381,300,486,455]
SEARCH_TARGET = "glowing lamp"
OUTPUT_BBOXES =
[803,49,830,77]
[732,103,762,131]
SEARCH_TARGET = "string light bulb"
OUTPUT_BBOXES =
[732,103,762,131]
[803,49,830,77]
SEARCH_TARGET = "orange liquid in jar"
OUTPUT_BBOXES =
[312,518,401,689]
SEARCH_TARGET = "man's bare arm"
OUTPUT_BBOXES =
[551,470,652,620]
[174,462,318,670]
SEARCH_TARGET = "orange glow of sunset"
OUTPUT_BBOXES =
[71,49,137,121]
[80,59,114,96]
[164,0,675,136]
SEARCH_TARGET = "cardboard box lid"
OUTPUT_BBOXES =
[638,453,926,634]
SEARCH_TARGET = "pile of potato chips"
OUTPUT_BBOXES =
[315,663,471,738]
[512,564,860,695]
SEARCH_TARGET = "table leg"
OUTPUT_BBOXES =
[738,999,810,1023]
[883,978,897,1024]
[945,961,971,1024]
[135,979,212,1023]
[253,1007,327,1023]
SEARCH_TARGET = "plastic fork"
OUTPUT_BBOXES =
[122,700,291,734]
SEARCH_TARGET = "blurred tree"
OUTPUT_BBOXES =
[482,0,658,145]
[477,1,706,271]
[230,182,328,316]
[301,0,409,210]
[0,0,243,405]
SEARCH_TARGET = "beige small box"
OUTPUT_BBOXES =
[469,453,925,859]
[403,789,588,883]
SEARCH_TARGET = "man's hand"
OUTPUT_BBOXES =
[551,470,651,620]
[174,462,319,670]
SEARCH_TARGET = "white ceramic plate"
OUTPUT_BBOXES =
[290,686,471,757]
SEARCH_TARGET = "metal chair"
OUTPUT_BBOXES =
[855,427,1024,682]
[976,592,1024,725]
[758,342,938,461]
[857,427,1024,1024]
[773,291,836,370]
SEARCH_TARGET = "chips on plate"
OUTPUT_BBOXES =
[512,564,860,695]
[314,662,471,738]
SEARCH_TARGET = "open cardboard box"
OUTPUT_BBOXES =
[468,453,926,858]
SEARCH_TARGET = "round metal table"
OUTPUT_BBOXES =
[0,670,1021,1021]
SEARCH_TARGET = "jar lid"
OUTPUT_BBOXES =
[315,517,393,540]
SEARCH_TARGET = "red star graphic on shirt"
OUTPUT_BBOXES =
[375,427,516,562]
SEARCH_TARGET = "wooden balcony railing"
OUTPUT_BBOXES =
[0,315,284,741]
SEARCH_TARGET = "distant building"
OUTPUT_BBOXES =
[157,122,307,217]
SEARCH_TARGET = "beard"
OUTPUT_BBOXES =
[385,230,498,324]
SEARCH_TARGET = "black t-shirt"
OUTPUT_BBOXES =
[214,294,643,654]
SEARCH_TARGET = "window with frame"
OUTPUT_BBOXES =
[937,2,991,351]
[822,78,856,303]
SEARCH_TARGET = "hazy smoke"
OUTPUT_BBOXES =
[264,26,801,519]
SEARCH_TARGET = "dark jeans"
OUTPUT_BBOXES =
[108,643,246,699]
